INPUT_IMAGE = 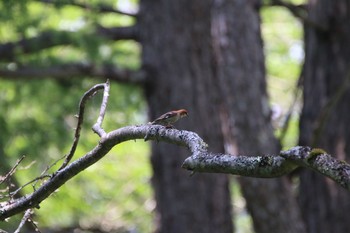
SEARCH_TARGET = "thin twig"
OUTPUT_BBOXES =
[58,81,107,170]
[92,79,110,137]
[1,81,350,220]
[0,156,26,185]
[278,87,302,144]
[9,175,51,198]
[32,154,68,188]
[6,154,70,199]
[0,63,146,85]
[263,0,328,31]
[27,216,42,233]
[14,209,33,233]
[38,0,138,17]
[265,0,307,19]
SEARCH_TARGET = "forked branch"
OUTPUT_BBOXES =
[1,81,349,222]
[59,80,109,170]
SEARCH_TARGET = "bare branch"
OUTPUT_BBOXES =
[0,30,72,61]
[182,153,297,178]
[280,147,350,190]
[92,80,110,137]
[2,122,350,220]
[0,125,204,219]
[14,209,33,233]
[0,63,146,85]
[263,0,328,31]
[59,81,107,170]
[263,0,307,19]
[0,156,25,185]
[96,25,139,41]
[38,0,138,17]
[0,26,139,61]
[8,175,51,199]
[1,83,349,221]
[278,87,302,144]
[9,153,68,198]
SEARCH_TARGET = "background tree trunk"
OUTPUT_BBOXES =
[299,1,350,233]
[139,1,232,232]
[2,0,350,232]
[140,0,307,232]
[211,1,306,233]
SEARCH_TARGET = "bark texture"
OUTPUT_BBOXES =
[211,1,306,233]
[139,1,232,232]
[299,1,350,233]
[140,0,307,232]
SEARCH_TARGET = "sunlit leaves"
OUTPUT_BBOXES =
[261,5,303,148]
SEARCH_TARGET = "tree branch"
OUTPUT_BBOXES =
[182,153,297,178]
[263,0,328,31]
[0,156,25,185]
[1,82,349,221]
[0,30,73,61]
[0,125,186,220]
[0,26,139,62]
[263,0,307,20]
[0,63,146,85]
[14,209,34,233]
[38,0,138,17]
[96,25,139,41]
[92,80,110,137]
[280,147,350,190]
[59,81,108,170]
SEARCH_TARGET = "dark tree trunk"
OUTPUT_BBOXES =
[211,1,306,233]
[299,1,350,233]
[139,1,232,232]
[140,0,307,232]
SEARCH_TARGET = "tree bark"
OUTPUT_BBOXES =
[211,1,306,233]
[139,1,232,232]
[299,1,350,233]
[140,0,307,232]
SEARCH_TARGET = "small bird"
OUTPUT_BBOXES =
[151,109,188,128]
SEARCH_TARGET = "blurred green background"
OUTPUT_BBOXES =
[0,0,304,232]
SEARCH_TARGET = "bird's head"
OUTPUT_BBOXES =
[177,109,188,118]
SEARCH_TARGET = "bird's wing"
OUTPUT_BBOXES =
[153,112,173,123]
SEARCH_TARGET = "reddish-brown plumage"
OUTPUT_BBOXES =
[151,109,188,127]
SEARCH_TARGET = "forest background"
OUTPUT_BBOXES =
[1,0,349,233]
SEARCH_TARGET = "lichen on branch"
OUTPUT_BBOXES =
[1,81,350,223]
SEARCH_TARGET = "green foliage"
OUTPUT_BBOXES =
[261,5,304,149]
[37,141,153,232]
[0,0,139,65]
[274,114,300,149]
[0,78,151,231]
[0,1,149,231]
[0,0,305,232]
[231,181,254,233]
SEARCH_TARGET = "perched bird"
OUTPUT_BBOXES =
[151,109,188,128]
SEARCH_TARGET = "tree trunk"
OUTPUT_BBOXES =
[140,0,307,232]
[211,1,306,233]
[299,1,350,233]
[139,1,232,232]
